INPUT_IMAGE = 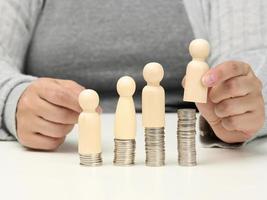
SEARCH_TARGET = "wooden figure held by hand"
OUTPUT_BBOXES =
[183,39,210,103]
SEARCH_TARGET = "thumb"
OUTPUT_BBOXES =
[96,106,103,113]
[181,75,219,125]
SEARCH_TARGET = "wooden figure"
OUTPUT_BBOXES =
[183,39,210,103]
[78,89,101,156]
[114,76,136,140]
[142,62,165,128]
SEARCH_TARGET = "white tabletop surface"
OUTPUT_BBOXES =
[0,113,266,200]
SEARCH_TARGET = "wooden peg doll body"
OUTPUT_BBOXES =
[78,89,101,155]
[114,76,136,140]
[142,62,165,128]
[183,39,210,103]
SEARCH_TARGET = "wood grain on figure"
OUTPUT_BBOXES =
[142,62,165,128]
[183,39,210,103]
[114,76,136,140]
[78,89,101,154]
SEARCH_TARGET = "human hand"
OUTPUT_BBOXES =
[16,78,85,150]
[185,61,265,143]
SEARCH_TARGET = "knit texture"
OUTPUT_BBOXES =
[0,0,41,140]
[0,0,267,145]
[184,0,267,144]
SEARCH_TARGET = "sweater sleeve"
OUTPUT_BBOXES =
[184,0,267,147]
[0,0,43,140]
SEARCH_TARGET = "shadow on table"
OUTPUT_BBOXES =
[56,141,111,154]
[199,136,267,166]
[57,141,78,154]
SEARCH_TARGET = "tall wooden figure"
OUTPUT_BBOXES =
[78,89,102,166]
[114,76,136,166]
[183,39,210,103]
[142,62,165,167]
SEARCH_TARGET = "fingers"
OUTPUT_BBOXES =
[211,123,252,143]
[56,79,85,97]
[19,132,65,151]
[60,81,102,113]
[209,74,256,103]
[36,78,83,112]
[35,98,79,124]
[16,78,85,150]
[96,106,103,113]
[34,117,74,138]
[221,111,264,135]
[202,61,250,87]
[195,60,265,143]
[214,94,256,118]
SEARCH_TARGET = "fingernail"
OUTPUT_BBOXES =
[96,106,103,113]
[202,73,216,86]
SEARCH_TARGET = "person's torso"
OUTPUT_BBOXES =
[25,0,194,112]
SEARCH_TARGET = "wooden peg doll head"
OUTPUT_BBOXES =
[116,76,136,97]
[189,39,210,61]
[79,89,99,112]
[143,62,164,86]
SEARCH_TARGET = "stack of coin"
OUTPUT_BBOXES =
[113,139,136,166]
[80,153,102,167]
[177,109,197,166]
[145,128,165,166]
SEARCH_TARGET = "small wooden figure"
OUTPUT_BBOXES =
[142,62,165,128]
[183,39,210,103]
[78,89,102,166]
[114,76,136,140]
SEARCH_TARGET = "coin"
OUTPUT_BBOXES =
[145,127,165,167]
[177,109,197,166]
[113,139,136,166]
[80,153,102,167]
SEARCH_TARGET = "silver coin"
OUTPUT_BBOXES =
[177,109,196,120]
[113,139,136,166]
[177,109,197,167]
[80,153,103,166]
[144,127,165,167]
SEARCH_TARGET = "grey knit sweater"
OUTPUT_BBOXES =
[25,0,194,113]
[0,0,267,146]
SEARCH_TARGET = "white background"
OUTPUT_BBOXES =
[0,114,266,200]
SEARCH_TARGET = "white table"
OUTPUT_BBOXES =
[0,114,266,200]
